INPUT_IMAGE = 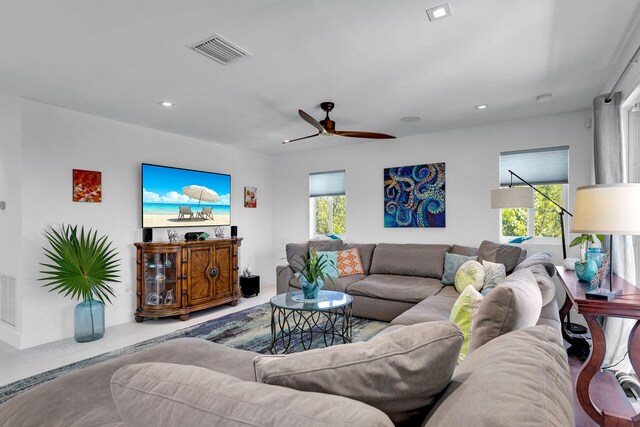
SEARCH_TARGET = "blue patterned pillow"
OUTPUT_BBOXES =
[316,251,339,278]
[441,253,478,285]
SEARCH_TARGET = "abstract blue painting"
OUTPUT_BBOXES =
[384,163,446,228]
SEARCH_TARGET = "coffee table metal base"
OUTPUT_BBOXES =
[269,303,352,354]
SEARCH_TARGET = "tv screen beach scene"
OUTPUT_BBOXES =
[142,164,231,227]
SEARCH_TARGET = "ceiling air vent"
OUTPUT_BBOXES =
[187,33,252,65]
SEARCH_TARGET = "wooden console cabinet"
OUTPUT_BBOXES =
[134,238,242,322]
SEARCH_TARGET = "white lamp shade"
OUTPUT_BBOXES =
[571,184,640,235]
[490,187,534,209]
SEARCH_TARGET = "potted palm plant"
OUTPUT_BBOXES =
[296,250,336,299]
[40,225,120,342]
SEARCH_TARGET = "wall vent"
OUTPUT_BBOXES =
[187,33,252,65]
[1,273,16,327]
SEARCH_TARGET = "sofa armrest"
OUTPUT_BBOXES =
[276,265,294,295]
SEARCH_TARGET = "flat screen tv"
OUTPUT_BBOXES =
[141,163,231,228]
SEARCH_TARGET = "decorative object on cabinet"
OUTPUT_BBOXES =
[73,169,102,202]
[134,238,242,322]
[384,163,445,228]
[40,225,120,342]
[245,186,257,208]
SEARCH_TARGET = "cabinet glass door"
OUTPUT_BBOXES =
[143,252,178,307]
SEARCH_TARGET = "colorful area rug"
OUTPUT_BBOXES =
[0,302,388,403]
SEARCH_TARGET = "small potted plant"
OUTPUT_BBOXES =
[40,225,120,342]
[296,250,336,299]
[570,234,603,282]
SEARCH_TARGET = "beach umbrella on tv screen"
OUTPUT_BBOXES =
[182,185,220,206]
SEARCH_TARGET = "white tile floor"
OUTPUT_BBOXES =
[0,284,275,386]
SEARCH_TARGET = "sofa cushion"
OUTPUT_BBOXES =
[254,321,463,426]
[347,274,443,303]
[454,260,485,293]
[112,363,394,427]
[369,243,451,278]
[0,338,258,427]
[450,286,484,363]
[468,268,542,353]
[309,239,344,253]
[423,326,574,427]
[451,244,479,257]
[482,259,506,290]
[513,251,556,277]
[528,264,556,306]
[337,248,365,276]
[289,275,365,293]
[286,242,308,273]
[391,294,457,326]
[344,243,377,274]
[477,240,522,274]
[441,253,478,285]
[316,251,339,278]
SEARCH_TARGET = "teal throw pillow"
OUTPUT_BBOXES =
[316,251,339,279]
[442,253,478,285]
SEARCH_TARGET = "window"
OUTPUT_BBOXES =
[309,170,346,237]
[499,146,569,239]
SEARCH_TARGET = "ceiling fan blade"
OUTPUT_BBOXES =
[334,131,396,139]
[298,109,325,133]
[282,133,321,144]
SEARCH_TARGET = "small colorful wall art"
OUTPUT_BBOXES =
[384,162,445,228]
[244,186,257,208]
[73,169,102,203]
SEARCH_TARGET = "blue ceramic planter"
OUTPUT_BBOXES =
[299,277,324,299]
[575,260,598,283]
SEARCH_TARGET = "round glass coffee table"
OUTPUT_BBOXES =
[269,290,353,354]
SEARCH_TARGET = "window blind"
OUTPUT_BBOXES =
[309,170,345,197]
[499,146,569,186]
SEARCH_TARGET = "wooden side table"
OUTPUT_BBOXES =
[556,266,640,426]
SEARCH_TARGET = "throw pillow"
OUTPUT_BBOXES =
[254,321,463,425]
[477,240,522,274]
[316,251,339,278]
[454,260,485,293]
[441,253,478,285]
[468,268,543,353]
[482,260,506,290]
[449,286,484,363]
[111,363,394,426]
[337,248,365,277]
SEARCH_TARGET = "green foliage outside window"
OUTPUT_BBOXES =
[501,184,563,238]
[314,195,346,235]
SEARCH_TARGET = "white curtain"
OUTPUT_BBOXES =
[593,91,637,371]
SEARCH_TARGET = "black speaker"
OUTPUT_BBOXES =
[231,225,238,237]
[142,228,152,243]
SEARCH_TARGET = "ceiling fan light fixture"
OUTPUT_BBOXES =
[159,101,174,107]
[474,104,488,110]
[426,4,452,21]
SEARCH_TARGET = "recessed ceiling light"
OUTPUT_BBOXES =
[535,93,553,103]
[159,101,174,107]
[426,4,452,21]
[474,104,488,110]
[400,116,422,123]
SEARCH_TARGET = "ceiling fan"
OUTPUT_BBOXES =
[283,101,396,144]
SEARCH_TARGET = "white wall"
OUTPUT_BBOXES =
[0,97,22,347]
[272,110,593,263]
[9,100,273,348]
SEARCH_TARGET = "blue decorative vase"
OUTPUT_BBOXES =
[299,277,324,299]
[586,248,604,268]
[575,260,598,283]
[74,298,105,342]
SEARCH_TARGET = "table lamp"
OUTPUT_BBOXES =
[571,183,640,300]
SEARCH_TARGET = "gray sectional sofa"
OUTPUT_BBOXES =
[0,240,574,426]
[277,240,560,332]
